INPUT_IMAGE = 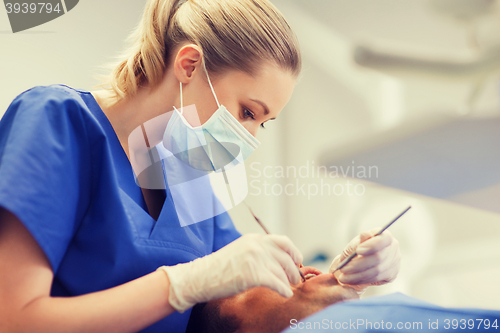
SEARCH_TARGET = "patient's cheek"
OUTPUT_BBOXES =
[217,292,246,320]
[222,286,287,321]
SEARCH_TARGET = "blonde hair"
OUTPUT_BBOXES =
[97,0,301,106]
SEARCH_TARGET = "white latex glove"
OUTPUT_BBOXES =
[158,234,303,313]
[329,228,401,295]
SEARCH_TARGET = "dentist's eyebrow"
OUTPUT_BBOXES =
[250,99,270,115]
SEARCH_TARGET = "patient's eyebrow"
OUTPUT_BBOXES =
[250,99,270,115]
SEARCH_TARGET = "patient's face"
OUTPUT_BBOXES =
[187,267,359,333]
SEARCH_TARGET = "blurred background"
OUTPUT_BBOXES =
[1,0,499,310]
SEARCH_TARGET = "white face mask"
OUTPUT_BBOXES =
[163,63,260,172]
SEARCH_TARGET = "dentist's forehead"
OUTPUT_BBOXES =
[214,63,296,116]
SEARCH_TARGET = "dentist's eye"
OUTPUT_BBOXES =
[242,108,255,120]
[242,106,266,129]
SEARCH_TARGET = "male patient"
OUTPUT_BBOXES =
[186,266,358,333]
[186,267,500,333]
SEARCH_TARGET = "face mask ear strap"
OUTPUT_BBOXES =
[203,60,221,108]
[178,81,184,115]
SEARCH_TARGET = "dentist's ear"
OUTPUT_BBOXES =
[173,44,203,84]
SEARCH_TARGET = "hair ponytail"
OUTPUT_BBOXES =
[102,0,178,102]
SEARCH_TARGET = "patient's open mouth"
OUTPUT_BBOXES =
[301,266,322,280]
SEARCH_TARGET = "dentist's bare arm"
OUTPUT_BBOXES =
[0,208,177,333]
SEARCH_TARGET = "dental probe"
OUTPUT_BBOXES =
[244,202,306,283]
[331,205,411,274]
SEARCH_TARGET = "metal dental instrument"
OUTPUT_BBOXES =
[331,205,412,274]
[244,202,306,283]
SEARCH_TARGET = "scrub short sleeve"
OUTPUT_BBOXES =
[0,86,92,273]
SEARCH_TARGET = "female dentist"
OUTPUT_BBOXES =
[0,0,401,332]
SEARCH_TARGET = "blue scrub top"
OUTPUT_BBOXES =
[0,84,242,332]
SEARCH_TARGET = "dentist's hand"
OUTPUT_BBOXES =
[328,229,401,294]
[159,234,303,312]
